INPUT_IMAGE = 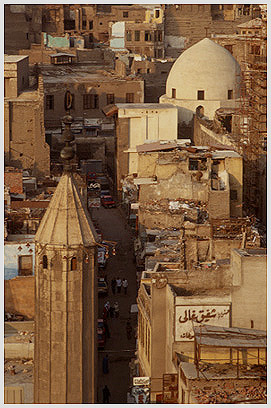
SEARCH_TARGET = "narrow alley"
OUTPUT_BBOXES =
[92,206,137,403]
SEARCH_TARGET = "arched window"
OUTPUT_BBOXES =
[71,257,77,271]
[43,255,48,269]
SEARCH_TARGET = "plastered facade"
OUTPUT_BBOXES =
[4,64,50,177]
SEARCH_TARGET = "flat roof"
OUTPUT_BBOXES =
[194,325,267,348]
[41,66,143,84]
[137,141,178,153]
[212,150,241,159]
[4,55,28,63]
[116,103,177,110]
[235,248,267,257]
[49,53,76,58]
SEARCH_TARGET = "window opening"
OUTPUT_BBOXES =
[172,88,176,98]
[43,255,48,269]
[135,31,140,41]
[126,93,134,103]
[189,159,199,171]
[106,93,114,105]
[83,94,99,109]
[197,90,205,100]
[71,257,77,270]
[45,95,54,110]
[145,31,151,41]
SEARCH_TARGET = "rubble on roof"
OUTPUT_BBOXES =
[192,383,266,404]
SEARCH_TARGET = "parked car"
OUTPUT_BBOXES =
[101,195,116,208]
[97,318,106,349]
[98,247,107,268]
[100,189,110,198]
[98,278,108,296]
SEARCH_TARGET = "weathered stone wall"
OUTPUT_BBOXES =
[164,4,259,56]
[44,76,144,128]
[34,245,97,403]
[5,276,35,319]
[4,5,42,53]
[208,190,230,219]
[4,96,50,177]
[116,117,129,194]
[231,250,267,330]
[4,170,23,194]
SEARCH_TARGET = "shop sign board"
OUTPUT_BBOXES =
[133,377,150,386]
[175,304,230,341]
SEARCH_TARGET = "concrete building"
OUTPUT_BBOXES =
[4,5,43,54]
[137,245,266,402]
[179,325,266,404]
[136,144,243,225]
[4,55,50,178]
[211,15,267,225]
[107,103,178,194]
[160,38,241,126]
[110,20,164,58]
[164,4,261,57]
[34,131,98,402]
[42,64,144,129]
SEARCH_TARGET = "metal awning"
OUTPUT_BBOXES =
[194,325,267,349]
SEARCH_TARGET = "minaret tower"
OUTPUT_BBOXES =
[34,115,98,403]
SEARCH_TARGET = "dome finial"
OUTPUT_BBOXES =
[60,113,75,171]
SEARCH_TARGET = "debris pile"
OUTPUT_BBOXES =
[5,312,25,321]
[193,384,267,404]
[140,198,208,223]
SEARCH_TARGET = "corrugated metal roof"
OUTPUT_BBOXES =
[194,325,266,348]
[137,141,178,153]
[50,53,76,58]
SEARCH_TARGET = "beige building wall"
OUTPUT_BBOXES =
[117,104,178,177]
[137,150,242,226]
[137,245,266,399]
[44,78,144,128]
[4,55,29,98]
[225,156,243,217]
[231,249,266,330]
[160,94,237,123]
[4,76,50,177]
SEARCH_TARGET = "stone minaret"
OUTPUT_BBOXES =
[34,115,98,403]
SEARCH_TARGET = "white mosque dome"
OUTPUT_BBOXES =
[166,38,241,101]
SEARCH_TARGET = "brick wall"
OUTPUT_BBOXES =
[5,276,35,319]
[4,171,23,194]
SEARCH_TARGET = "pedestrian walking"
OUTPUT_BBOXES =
[126,320,133,340]
[111,278,116,295]
[114,301,119,318]
[116,277,122,294]
[122,278,128,295]
[102,385,111,403]
[109,306,114,318]
[103,301,110,320]
[104,301,110,312]
[102,354,109,374]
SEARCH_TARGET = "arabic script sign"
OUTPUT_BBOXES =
[175,305,230,341]
[133,377,150,386]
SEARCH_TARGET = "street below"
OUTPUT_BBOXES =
[92,206,137,403]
